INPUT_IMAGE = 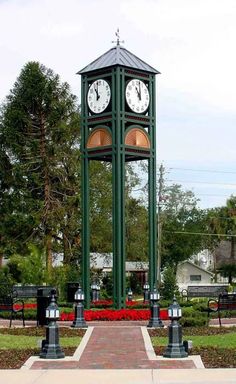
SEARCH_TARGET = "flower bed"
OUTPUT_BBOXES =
[13,303,37,310]
[60,308,169,321]
[12,301,169,322]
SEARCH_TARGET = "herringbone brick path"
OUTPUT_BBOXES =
[31,326,196,369]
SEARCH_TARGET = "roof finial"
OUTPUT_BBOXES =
[112,28,124,46]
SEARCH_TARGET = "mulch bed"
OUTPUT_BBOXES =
[154,346,236,368]
[0,347,76,369]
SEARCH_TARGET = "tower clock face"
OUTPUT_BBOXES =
[125,79,150,114]
[87,79,111,114]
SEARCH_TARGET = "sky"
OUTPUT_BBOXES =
[0,0,236,209]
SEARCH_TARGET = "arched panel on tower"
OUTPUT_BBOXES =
[125,127,150,148]
[87,127,112,148]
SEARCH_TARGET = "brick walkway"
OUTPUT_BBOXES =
[31,326,196,370]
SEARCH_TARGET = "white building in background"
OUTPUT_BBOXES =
[176,260,213,291]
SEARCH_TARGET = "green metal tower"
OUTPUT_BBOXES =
[78,39,160,309]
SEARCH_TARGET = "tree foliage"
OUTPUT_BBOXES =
[207,195,236,283]
[0,62,80,272]
[160,184,207,271]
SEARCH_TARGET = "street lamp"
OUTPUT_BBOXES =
[71,285,87,328]
[143,282,150,303]
[147,287,164,328]
[163,296,188,358]
[40,289,65,359]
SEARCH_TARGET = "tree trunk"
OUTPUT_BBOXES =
[39,112,52,274]
[63,230,72,264]
[230,237,235,262]
[45,230,53,276]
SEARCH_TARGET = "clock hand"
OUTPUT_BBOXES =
[135,86,141,101]
[139,81,141,100]
[95,82,100,101]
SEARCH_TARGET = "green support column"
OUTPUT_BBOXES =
[81,155,90,309]
[81,75,90,309]
[148,75,157,290]
[112,67,126,309]
[112,154,126,309]
[148,156,157,290]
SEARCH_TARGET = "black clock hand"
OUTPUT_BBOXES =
[95,82,100,101]
[139,81,141,100]
[135,86,141,100]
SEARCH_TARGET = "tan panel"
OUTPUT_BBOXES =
[87,128,112,148]
[125,128,150,148]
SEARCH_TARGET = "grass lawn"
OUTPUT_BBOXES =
[0,335,82,349]
[152,332,236,348]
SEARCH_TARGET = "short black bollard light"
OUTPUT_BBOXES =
[96,284,100,301]
[71,285,87,328]
[40,289,65,359]
[147,287,164,328]
[127,287,133,302]
[143,282,150,303]
[91,282,97,302]
[163,296,188,358]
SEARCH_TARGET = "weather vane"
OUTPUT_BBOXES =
[112,28,124,46]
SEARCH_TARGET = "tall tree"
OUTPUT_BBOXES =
[0,62,80,273]
[207,195,236,283]
[160,184,206,272]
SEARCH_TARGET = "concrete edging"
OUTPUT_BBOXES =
[21,326,94,370]
[141,326,205,368]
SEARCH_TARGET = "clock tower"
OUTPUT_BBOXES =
[78,36,160,309]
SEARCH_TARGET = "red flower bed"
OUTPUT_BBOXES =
[13,303,37,310]
[91,300,113,308]
[60,308,169,321]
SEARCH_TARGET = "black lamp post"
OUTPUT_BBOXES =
[40,289,65,359]
[143,282,150,303]
[127,288,133,302]
[71,285,87,328]
[147,287,164,328]
[163,296,188,358]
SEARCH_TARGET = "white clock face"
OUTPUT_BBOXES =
[87,79,111,114]
[125,79,150,114]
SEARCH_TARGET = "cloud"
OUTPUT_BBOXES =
[41,23,82,38]
[121,0,236,112]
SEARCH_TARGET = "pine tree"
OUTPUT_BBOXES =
[0,62,80,273]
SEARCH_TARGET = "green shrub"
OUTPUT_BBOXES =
[180,315,208,327]
[8,244,45,285]
[101,273,113,298]
[180,305,209,327]
[160,266,179,300]
[128,273,142,294]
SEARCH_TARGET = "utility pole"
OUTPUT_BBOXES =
[157,164,165,289]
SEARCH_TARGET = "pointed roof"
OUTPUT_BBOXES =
[78,45,160,75]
